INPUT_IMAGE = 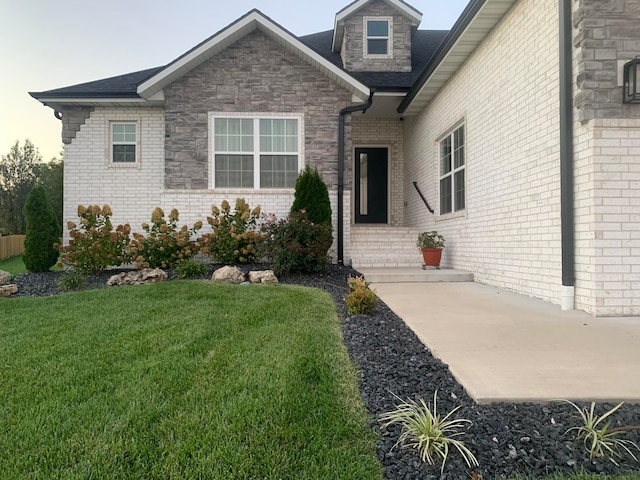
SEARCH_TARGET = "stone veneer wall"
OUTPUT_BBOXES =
[61,107,94,145]
[574,0,640,122]
[163,30,354,191]
[340,0,412,72]
[351,116,405,226]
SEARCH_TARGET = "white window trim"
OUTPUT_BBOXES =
[106,119,142,169]
[363,16,393,58]
[437,122,466,217]
[208,112,305,191]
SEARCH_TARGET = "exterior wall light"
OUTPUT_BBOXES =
[623,56,640,104]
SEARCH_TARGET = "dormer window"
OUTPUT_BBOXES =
[365,17,392,57]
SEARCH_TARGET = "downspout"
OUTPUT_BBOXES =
[337,90,375,265]
[559,0,576,310]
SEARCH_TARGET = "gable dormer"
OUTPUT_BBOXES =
[332,0,422,72]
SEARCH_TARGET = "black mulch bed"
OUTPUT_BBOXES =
[9,264,640,479]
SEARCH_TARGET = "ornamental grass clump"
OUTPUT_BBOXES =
[129,207,202,269]
[259,210,333,276]
[199,198,264,265]
[174,258,211,279]
[344,275,378,316]
[57,205,131,273]
[563,400,640,463]
[379,391,478,473]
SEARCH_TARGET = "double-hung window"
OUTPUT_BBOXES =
[365,18,391,56]
[212,114,301,189]
[439,125,465,215]
[111,123,137,163]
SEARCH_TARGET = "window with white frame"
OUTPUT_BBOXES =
[365,17,392,56]
[111,123,137,163]
[212,115,301,189]
[439,124,465,215]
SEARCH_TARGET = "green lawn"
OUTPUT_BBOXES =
[0,254,27,275]
[0,281,384,479]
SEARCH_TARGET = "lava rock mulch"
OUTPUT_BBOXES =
[10,265,640,479]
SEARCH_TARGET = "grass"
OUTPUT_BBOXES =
[0,254,62,276]
[0,255,27,275]
[0,281,384,479]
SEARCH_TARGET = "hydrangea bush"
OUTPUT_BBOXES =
[57,205,131,273]
[198,198,264,264]
[129,207,202,269]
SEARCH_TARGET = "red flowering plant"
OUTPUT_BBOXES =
[129,207,203,269]
[57,204,131,273]
[259,209,333,276]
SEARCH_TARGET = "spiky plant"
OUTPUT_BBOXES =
[379,391,478,473]
[563,400,640,463]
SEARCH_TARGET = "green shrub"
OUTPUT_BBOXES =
[174,259,211,279]
[58,270,86,292]
[58,205,131,273]
[129,208,202,269]
[22,184,60,272]
[344,275,378,316]
[198,198,264,264]
[260,210,333,276]
[290,165,332,225]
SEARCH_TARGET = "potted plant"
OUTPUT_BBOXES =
[416,231,445,269]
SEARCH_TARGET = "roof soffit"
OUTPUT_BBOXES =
[399,0,517,115]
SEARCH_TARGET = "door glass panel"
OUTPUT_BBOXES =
[359,153,368,215]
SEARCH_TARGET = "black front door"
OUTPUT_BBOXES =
[355,147,388,224]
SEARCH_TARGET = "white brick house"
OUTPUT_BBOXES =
[31,0,640,316]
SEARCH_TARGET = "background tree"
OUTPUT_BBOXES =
[22,184,59,272]
[290,165,332,225]
[0,140,41,234]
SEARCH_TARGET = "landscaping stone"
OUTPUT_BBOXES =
[0,269,11,285]
[0,284,17,296]
[107,268,168,286]
[248,270,278,284]
[212,266,245,284]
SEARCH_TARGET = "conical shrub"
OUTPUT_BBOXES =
[291,165,331,225]
[22,184,59,272]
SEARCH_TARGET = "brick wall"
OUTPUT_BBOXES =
[164,30,354,191]
[404,0,563,305]
[340,0,413,72]
[572,0,640,315]
[62,107,165,239]
[351,116,405,226]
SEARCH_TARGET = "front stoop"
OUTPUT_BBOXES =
[356,267,474,284]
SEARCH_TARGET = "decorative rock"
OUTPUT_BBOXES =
[0,269,11,286]
[212,266,245,284]
[248,270,278,284]
[0,284,18,297]
[107,268,168,286]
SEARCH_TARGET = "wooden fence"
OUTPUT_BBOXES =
[0,235,25,261]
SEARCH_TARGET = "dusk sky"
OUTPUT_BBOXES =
[0,0,469,162]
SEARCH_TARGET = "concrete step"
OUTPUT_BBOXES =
[355,267,474,283]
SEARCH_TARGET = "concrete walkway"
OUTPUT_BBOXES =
[370,282,640,404]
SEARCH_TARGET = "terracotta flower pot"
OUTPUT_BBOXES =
[421,248,442,269]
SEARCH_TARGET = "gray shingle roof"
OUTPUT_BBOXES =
[30,26,448,99]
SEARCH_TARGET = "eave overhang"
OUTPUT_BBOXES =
[398,0,517,116]
[138,9,370,101]
[332,0,422,53]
